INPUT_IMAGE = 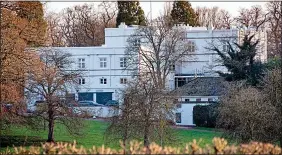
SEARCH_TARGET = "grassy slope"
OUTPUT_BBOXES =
[1,120,222,150]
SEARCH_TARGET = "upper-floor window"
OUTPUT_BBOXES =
[100,78,107,84]
[78,58,85,69]
[223,42,230,52]
[169,61,175,71]
[100,58,107,68]
[78,78,85,85]
[188,41,196,52]
[133,39,141,46]
[120,57,127,68]
[120,78,127,84]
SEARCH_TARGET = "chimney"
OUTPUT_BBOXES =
[118,22,127,28]
[208,19,214,31]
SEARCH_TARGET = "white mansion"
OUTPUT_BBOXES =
[51,23,267,126]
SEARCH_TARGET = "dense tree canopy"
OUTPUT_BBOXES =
[208,35,264,86]
[0,1,47,104]
[170,1,198,26]
[116,1,146,27]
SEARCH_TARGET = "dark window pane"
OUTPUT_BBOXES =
[176,113,181,123]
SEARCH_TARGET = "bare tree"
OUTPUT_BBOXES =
[266,2,282,58]
[217,81,278,143]
[195,6,233,29]
[105,80,177,150]
[106,15,196,149]
[235,5,268,31]
[60,4,100,47]
[125,16,195,89]
[46,2,117,47]
[163,2,173,18]
[25,48,84,142]
[98,2,117,28]
[217,68,282,146]
[261,68,282,146]
[45,11,65,47]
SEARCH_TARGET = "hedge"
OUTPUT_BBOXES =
[1,137,281,154]
[193,103,218,128]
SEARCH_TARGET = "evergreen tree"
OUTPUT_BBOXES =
[209,35,265,86]
[116,1,146,27]
[170,0,198,26]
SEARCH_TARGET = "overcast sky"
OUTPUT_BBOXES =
[46,1,267,18]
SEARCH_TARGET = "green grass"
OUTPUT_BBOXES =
[1,120,223,150]
[175,128,222,147]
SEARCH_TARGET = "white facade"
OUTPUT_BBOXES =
[49,23,139,105]
[175,96,219,126]
[172,24,267,88]
[51,23,267,123]
[53,47,132,104]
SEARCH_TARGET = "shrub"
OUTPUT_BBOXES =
[1,137,281,154]
[193,104,218,128]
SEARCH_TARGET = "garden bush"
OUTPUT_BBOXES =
[193,104,218,128]
[1,137,281,154]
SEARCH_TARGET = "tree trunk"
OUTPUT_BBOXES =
[47,116,55,142]
[143,123,150,148]
[280,1,282,147]
[122,137,127,155]
[143,122,151,155]
[47,105,55,142]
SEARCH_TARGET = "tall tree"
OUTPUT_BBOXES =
[170,0,198,26]
[25,48,84,142]
[105,80,177,149]
[195,6,233,29]
[0,1,47,143]
[266,2,282,58]
[0,1,47,107]
[49,2,117,47]
[207,35,264,86]
[106,16,195,148]
[125,16,195,89]
[235,5,268,31]
[116,1,146,27]
[45,11,65,47]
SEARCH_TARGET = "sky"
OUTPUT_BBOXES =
[46,1,267,18]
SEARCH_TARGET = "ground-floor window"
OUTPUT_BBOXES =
[176,113,181,123]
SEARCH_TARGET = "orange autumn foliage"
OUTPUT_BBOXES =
[0,2,47,104]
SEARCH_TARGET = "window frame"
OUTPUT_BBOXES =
[78,78,85,85]
[223,42,230,52]
[78,58,85,69]
[99,57,107,68]
[176,113,181,123]
[169,61,175,71]
[120,78,127,84]
[188,41,196,53]
[120,57,127,68]
[100,78,107,84]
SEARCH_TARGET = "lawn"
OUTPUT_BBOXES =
[0,120,223,151]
